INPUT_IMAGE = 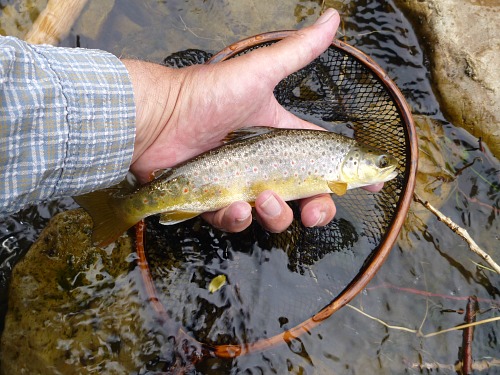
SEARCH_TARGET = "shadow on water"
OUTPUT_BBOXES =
[0,0,499,373]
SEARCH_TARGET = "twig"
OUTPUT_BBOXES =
[422,316,500,338]
[469,259,497,273]
[457,187,500,215]
[346,303,500,338]
[173,15,226,48]
[346,304,418,334]
[461,296,478,375]
[413,192,500,274]
[454,157,481,177]
[417,269,430,335]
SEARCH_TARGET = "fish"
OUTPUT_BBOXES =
[74,127,398,247]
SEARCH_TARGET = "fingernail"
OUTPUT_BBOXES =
[260,194,282,218]
[315,8,337,25]
[235,215,251,223]
[231,203,252,223]
[311,211,326,227]
[235,211,252,223]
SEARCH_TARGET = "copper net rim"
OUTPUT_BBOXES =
[137,31,418,359]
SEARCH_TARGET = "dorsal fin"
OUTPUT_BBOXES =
[222,127,278,144]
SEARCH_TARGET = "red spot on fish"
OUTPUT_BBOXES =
[183,187,189,193]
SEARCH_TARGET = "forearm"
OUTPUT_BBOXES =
[0,36,135,215]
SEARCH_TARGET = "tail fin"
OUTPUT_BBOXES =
[73,188,139,247]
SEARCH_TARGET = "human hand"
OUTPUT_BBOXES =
[124,9,347,233]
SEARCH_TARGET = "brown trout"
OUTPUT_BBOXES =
[74,127,398,246]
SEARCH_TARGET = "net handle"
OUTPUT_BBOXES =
[205,30,418,358]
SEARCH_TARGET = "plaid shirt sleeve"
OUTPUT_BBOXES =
[0,36,136,216]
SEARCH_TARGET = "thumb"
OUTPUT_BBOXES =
[244,8,340,84]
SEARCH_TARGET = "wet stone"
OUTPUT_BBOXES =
[0,209,164,374]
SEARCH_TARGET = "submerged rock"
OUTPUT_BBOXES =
[0,210,166,374]
[394,0,500,157]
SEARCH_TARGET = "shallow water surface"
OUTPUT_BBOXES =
[0,0,499,374]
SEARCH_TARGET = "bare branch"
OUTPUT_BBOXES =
[413,192,500,274]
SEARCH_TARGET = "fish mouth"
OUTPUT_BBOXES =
[380,166,398,182]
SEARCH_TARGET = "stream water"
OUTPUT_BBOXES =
[0,0,499,373]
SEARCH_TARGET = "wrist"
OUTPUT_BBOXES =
[122,59,180,165]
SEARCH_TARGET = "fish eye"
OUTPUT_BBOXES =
[377,155,389,168]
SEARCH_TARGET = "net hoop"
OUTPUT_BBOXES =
[205,31,417,358]
[137,31,417,360]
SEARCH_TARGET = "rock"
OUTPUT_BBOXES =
[394,0,500,158]
[0,210,160,374]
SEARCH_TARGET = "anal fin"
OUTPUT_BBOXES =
[159,211,201,225]
[327,181,348,196]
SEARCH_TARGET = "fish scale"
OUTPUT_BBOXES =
[74,127,398,246]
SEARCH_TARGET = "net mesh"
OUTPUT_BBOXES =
[144,37,414,348]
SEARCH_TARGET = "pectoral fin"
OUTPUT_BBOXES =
[159,211,201,225]
[327,181,348,196]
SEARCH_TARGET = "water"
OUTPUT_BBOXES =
[1,0,499,373]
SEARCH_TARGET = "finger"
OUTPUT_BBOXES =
[299,194,336,227]
[362,182,384,193]
[245,8,340,85]
[254,190,294,233]
[130,167,153,185]
[202,201,253,232]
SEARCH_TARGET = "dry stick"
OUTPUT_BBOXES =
[413,192,500,274]
[460,296,478,375]
[25,0,88,45]
[346,304,500,338]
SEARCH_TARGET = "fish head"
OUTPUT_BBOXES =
[340,145,398,189]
